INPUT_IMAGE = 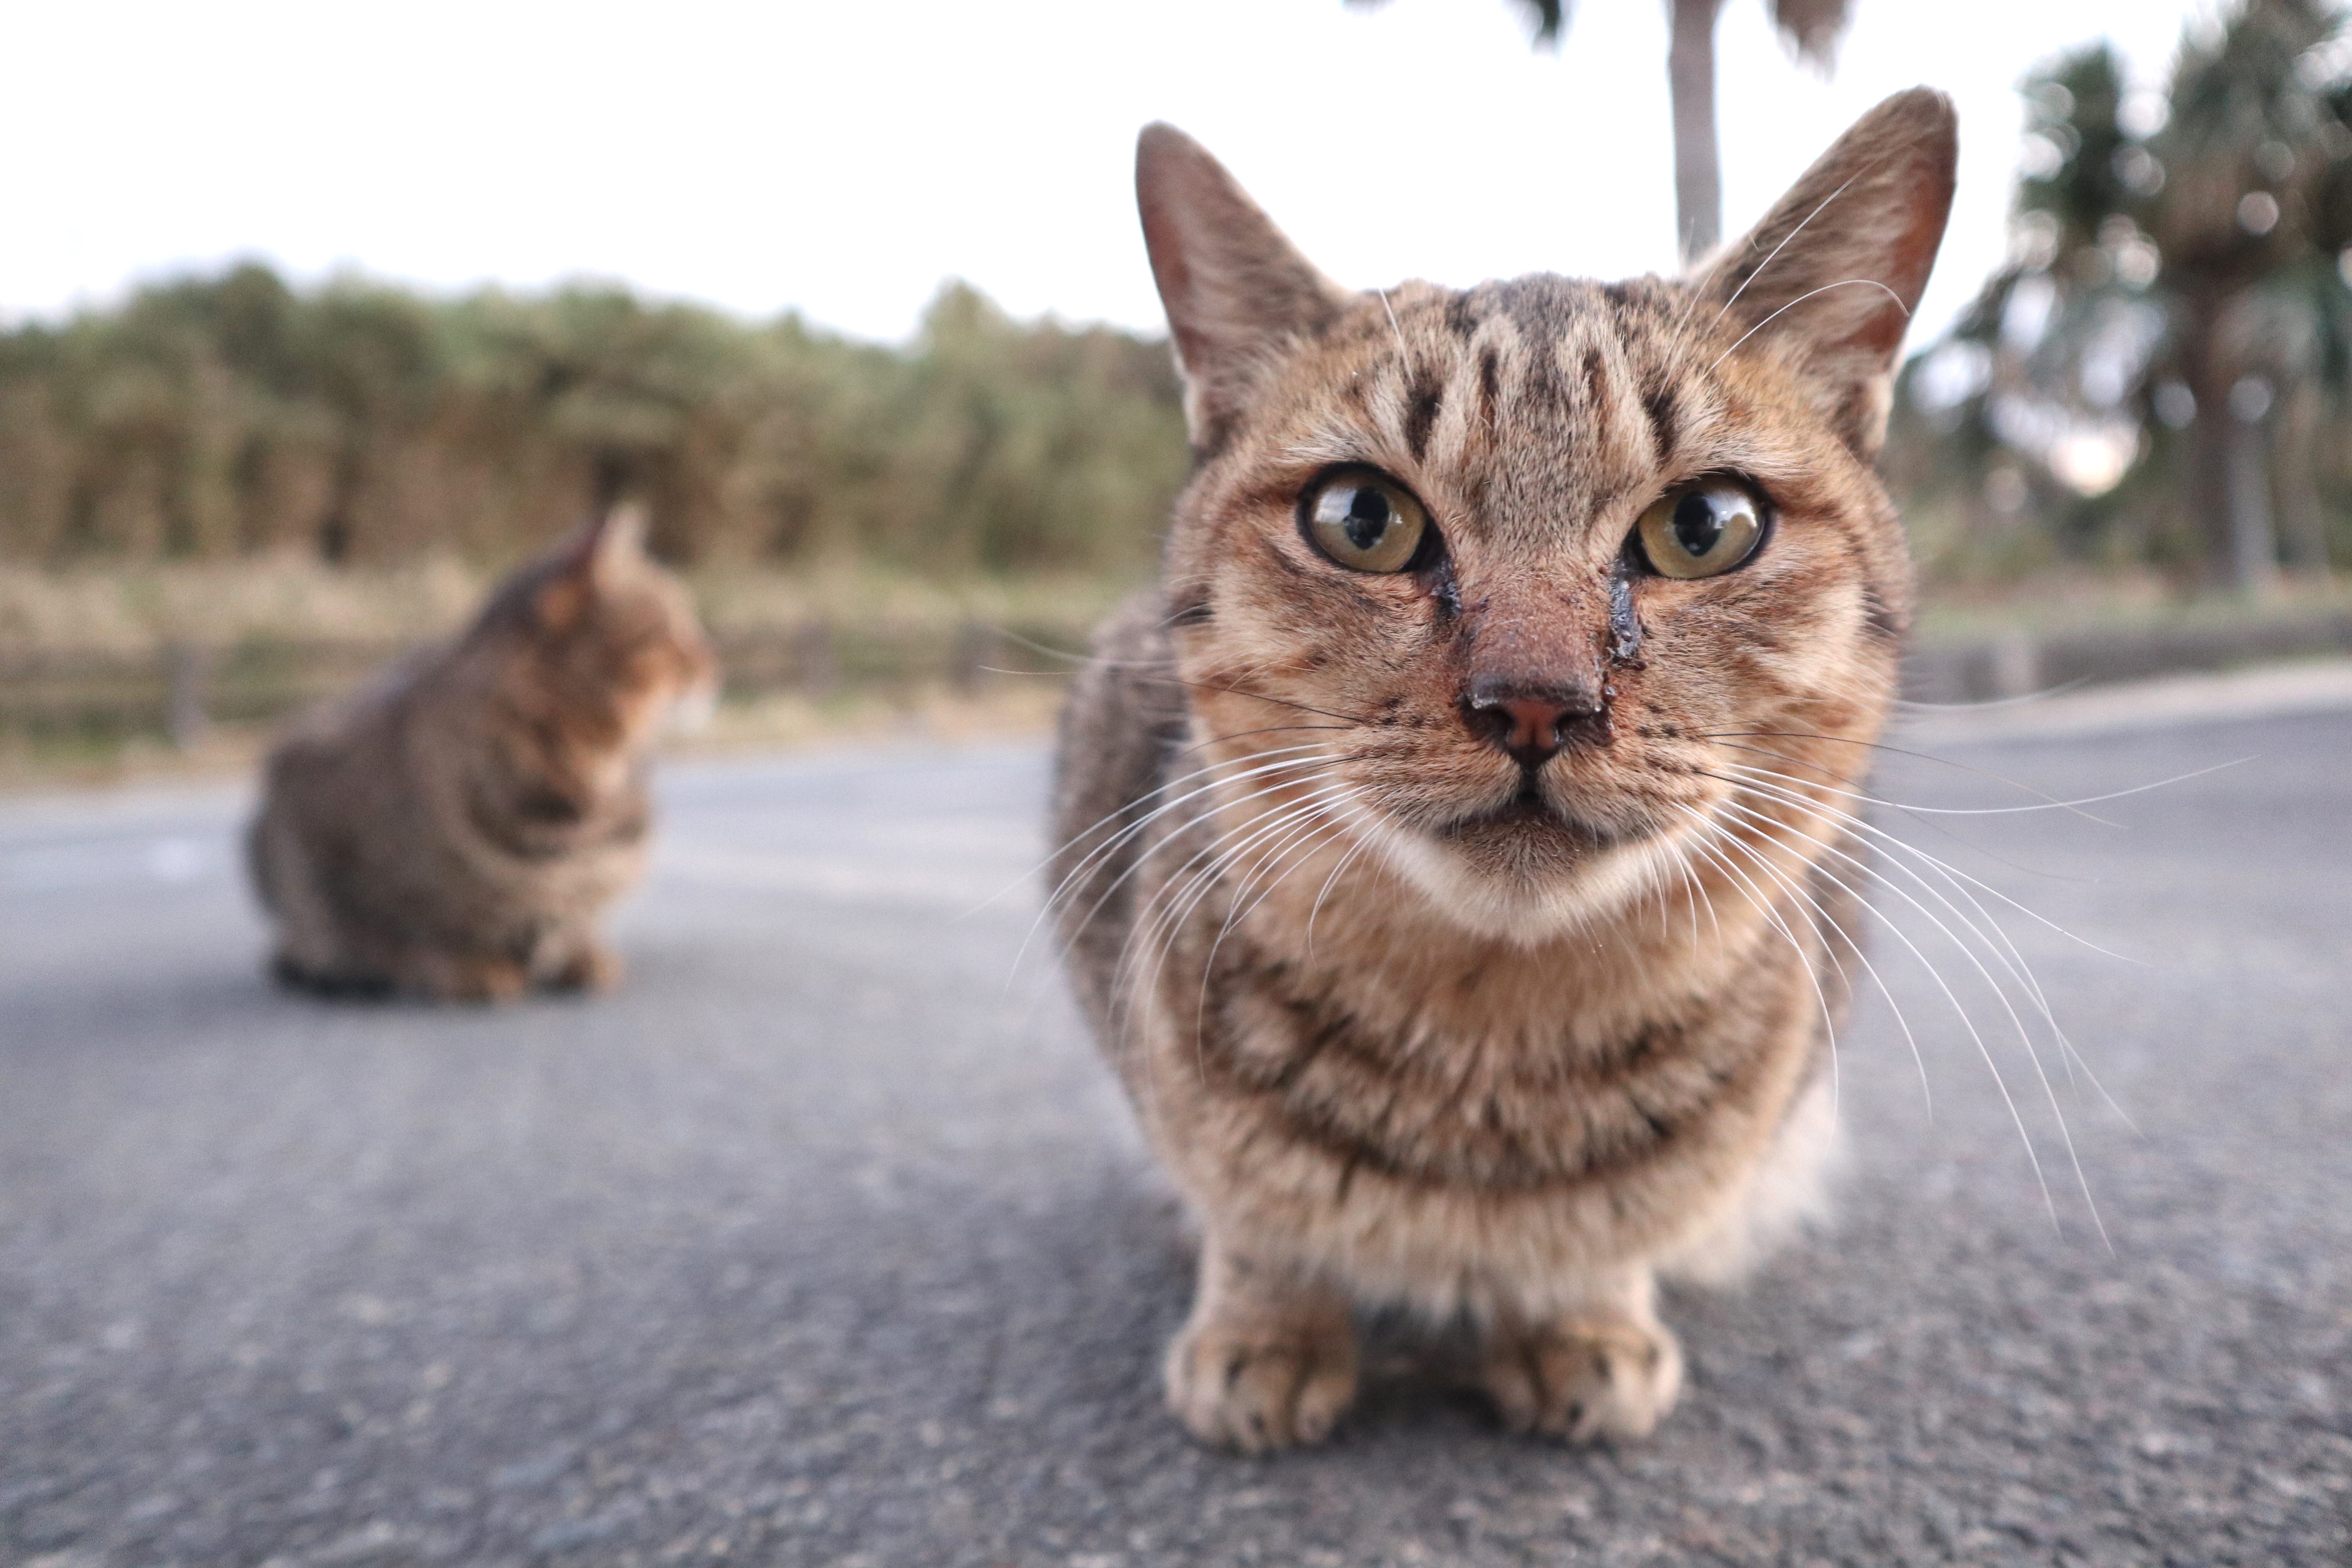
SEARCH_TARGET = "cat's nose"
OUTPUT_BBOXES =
[1461,679,1607,768]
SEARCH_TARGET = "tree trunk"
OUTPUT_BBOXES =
[2226,410,2282,598]
[2273,374,2335,579]
[2175,286,2273,594]
[1668,0,1727,261]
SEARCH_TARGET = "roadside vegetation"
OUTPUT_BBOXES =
[3,0,2349,780]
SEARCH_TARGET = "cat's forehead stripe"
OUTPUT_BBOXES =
[1361,280,1713,455]
[1262,275,1757,554]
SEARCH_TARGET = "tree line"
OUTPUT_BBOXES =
[6,0,2348,599]
[0,268,1189,579]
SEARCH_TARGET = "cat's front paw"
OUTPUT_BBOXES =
[547,939,623,995]
[1482,1316,1683,1442]
[1164,1314,1357,1455]
[413,953,532,1003]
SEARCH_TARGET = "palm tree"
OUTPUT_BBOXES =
[1897,2,2352,593]
[1355,1,1854,259]
[2146,0,2347,593]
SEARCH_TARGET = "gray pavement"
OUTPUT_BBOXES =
[2,700,2348,1567]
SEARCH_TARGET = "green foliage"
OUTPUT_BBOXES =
[0,267,1190,580]
[1893,1,2352,588]
[2015,45,2137,256]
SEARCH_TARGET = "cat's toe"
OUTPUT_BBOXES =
[1164,1320,1357,1454]
[1484,1318,1682,1443]
[548,940,623,995]
[413,953,532,1003]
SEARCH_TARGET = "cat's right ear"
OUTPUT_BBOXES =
[1136,123,1355,450]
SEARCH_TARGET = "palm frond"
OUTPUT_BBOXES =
[1769,0,1851,67]
[1513,0,1569,47]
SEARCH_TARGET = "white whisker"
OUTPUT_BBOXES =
[1018,746,1340,982]
[1110,780,1365,1047]
[1708,172,1863,325]
[1714,761,2142,1126]
[1675,809,1845,1118]
[1707,783,2112,1249]
[1709,279,1908,374]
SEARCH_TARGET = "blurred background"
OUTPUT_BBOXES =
[4,0,2348,775]
[8,11,2350,1560]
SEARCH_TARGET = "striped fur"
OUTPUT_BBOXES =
[1053,91,1956,1449]
[250,509,717,1001]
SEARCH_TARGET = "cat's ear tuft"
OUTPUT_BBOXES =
[1696,87,1957,459]
[536,505,645,629]
[588,502,649,587]
[1136,123,1355,449]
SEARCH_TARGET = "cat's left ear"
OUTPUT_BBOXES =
[585,503,649,587]
[536,504,646,629]
[1695,87,1956,459]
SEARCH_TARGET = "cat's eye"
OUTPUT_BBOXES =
[1632,479,1767,580]
[1301,469,1431,574]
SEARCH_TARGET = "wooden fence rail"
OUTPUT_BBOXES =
[0,618,1099,749]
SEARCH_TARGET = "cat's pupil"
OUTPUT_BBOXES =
[1671,492,1721,557]
[1344,487,1392,550]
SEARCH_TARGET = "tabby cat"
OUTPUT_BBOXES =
[250,507,717,1001]
[1050,90,1956,1449]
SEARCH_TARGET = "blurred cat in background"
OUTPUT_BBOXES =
[1051,92,1956,1449]
[250,506,717,1001]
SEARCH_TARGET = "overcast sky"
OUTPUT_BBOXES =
[5,0,2220,351]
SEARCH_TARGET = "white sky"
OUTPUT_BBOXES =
[3,0,2220,349]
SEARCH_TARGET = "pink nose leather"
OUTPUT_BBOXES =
[1496,697,1572,758]
[1462,681,1607,767]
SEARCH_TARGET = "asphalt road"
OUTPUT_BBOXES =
[3,691,2348,1567]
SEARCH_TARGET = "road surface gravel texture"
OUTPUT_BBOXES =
[2,700,2347,1567]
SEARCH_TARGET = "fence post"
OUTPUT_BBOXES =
[795,622,838,700]
[949,621,996,695]
[164,642,211,750]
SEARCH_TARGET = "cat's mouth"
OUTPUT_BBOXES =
[1435,780,1617,851]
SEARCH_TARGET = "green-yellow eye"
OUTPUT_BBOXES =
[1302,469,1430,574]
[1634,479,1766,580]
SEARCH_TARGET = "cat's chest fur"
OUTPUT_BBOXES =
[1123,762,1822,1218]
[1188,920,1804,1196]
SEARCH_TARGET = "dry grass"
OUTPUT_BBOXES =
[1913,566,2351,640]
[0,558,1113,793]
[688,563,1134,649]
[0,554,485,656]
[0,556,1141,656]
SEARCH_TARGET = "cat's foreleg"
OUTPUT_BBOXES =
[1481,1263,1684,1442]
[1165,1237,1358,1453]
[403,948,533,1002]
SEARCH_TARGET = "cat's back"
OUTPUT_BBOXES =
[260,643,451,812]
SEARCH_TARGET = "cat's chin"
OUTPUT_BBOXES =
[1368,800,1679,946]
[1436,795,1616,852]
